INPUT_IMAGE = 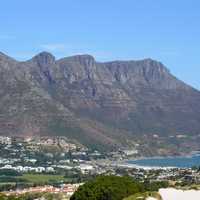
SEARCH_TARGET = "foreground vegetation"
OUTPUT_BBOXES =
[1,175,200,200]
[70,176,168,200]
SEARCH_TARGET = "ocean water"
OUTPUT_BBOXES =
[128,154,200,168]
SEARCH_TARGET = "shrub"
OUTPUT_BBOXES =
[70,176,143,200]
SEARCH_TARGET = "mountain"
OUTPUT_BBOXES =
[0,51,200,153]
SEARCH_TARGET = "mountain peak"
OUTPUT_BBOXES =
[64,54,96,66]
[31,52,56,66]
[68,54,95,60]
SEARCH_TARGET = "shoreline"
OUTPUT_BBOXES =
[128,151,200,161]
[112,160,177,170]
[112,153,200,169]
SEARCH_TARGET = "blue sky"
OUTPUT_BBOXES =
[0,0,200,89]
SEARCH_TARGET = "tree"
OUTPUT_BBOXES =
[70,176,143,200]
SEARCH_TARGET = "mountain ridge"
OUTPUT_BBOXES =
[0,51,199,154]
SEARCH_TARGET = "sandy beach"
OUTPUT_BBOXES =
[159,188,200,200]
[146,197,157,200]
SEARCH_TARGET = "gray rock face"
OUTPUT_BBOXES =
[0,52,199,150]
[31,51,56,66]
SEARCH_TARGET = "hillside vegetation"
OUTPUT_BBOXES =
[70,176,168,200]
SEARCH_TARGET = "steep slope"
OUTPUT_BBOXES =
[0,52,127,150]
[54,55,200,137]
[0,51,200,152]
[0,52,73,137]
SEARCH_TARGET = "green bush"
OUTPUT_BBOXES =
[70,176,144,200]
[143,180,169,191]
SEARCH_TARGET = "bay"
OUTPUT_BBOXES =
[128,154,200,168]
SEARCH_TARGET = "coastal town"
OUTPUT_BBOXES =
[0,136,200,199]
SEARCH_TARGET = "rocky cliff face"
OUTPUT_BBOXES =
[0,52,200,151]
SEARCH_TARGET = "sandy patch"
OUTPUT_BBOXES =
[146,197,157,200]
[159,188,200,200]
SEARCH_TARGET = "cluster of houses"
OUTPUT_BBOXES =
[2,136,200,194]
[3,183,83,197]
[0,163,96,174]
[1,164,55,173]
